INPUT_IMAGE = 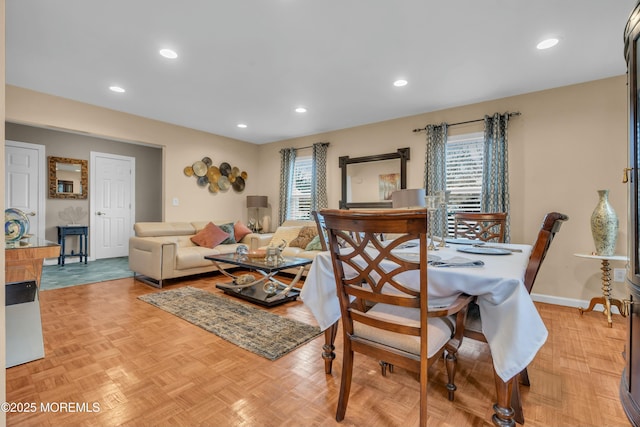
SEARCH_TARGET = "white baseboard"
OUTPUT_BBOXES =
[531,293,622,315]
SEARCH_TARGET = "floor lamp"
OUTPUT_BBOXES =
[246,195,268,233]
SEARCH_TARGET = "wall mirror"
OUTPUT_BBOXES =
[339,147,410,209]
[48,156,88,199]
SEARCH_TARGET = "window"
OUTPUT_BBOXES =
[287,156,312,220]
[446,132,484,225]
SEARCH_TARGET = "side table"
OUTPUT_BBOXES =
[57,225,89,266]
[574,253,628,327]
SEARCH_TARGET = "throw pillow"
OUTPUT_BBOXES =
[289,226,318,249]
[269,226,304,247]
[217,223,236,244]
[234,221,252,241]
[190,222,229,248]
[305,235,323,251]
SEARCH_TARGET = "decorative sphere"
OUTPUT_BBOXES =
[5,208,30,242]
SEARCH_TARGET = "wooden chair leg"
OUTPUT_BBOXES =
[379,361,394,376]
[336,345,354,422]
[323,323,338,375]
[444,350,458,401]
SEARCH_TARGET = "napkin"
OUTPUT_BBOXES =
[430,256,484,268]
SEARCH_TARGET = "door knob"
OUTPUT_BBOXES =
[96,211,105,216]
[26,211,36,216]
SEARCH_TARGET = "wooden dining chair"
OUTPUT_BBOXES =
[462,211,568,424]
[311,210,328,251]
[453,212,507,242]
[321,208,472,426]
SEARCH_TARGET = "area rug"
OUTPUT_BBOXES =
[138,286,322,360]
[41,257,134,291]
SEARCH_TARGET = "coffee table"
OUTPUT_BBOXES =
[205,253,312,307]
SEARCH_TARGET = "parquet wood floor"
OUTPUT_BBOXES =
[5,273,630,426]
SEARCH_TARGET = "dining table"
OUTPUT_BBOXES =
[300,239,544,427]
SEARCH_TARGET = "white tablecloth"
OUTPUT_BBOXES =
[300,242,547,382]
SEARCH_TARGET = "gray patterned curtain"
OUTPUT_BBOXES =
[311,142,329,212]
[278,147,296,225]
[482,113,511,241]
[424,123,448,236]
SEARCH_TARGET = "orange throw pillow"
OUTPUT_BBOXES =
[191,222,229,248]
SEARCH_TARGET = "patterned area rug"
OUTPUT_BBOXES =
[138,286,322,360]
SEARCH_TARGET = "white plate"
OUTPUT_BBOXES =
[456,247,511,255]
[445,238,485,245]
[392,253,441,262]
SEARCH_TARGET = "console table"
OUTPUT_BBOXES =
[57,225,88,265]
[574,253,628,327]
[5,237,60,367]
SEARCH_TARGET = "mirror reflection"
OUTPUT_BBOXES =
[339,148,409,209]
[48,156,88,199]
[346,159,401,203]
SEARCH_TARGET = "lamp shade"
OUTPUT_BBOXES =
[391,189,426,208]
[246,195,268,208]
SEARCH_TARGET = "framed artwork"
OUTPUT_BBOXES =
[379,173,400,201]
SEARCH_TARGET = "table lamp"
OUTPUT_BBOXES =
[246,195,268,232]
[391,189,426,208]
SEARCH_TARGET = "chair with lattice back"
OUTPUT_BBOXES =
[321,208,472,426]
[462,211,568,424]
[454,212,507,242]
[311,210,328,251]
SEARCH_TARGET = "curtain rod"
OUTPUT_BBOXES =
[293,142,330,151]
[412,111,521,133]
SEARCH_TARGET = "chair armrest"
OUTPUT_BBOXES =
[428,293,474,317]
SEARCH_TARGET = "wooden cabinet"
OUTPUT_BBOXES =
[622,2,640,424]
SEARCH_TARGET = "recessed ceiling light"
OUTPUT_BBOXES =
[536,38,559,50]
[109,86,125,93]
[393,79,408,87]
[295,107,307,113]
[159,48,178,59]
[237,123,247,128]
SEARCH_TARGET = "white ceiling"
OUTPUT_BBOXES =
[6,1,637,144]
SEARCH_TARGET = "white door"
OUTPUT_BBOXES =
[90,152,135,259]
[5,141,45,239]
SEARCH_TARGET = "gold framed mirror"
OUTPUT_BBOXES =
[48,156,88,199]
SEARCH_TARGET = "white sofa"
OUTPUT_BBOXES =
[128,219,321,288]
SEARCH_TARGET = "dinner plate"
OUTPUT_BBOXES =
[392,252,441,262]
[445,238,485,245]
[456,247,512,255]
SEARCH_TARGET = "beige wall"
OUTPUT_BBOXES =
[255,76,629,306]
[6,123,163,243]
[5,76,629,307]
[6,86,260,224]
